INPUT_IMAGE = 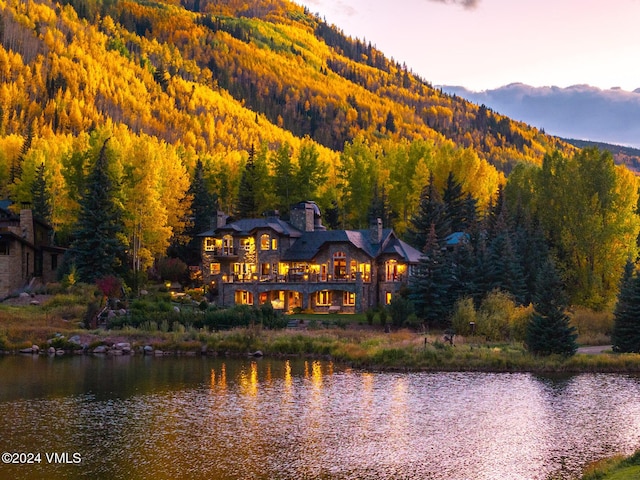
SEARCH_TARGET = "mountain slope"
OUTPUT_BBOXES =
[0,0,579,252]
[2,0,570,172]
[442,83,640,149]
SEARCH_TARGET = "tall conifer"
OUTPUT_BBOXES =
[407,173,449,251]
[69,139,127,283]
[409,224,454,327]
[184,159,217,264]
[611,259,640,353]
[236,144,259,218]
[31,162,52,226]
[526,259,577,356]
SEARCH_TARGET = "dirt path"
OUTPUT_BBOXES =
[577,345,612,354]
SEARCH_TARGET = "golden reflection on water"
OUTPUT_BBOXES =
[388,376,409,451]
[209,362,227,392]
[238,361,259,396]
[360,372,375,435]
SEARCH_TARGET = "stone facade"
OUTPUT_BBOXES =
[0,206,63,298]
[200,202,421,313]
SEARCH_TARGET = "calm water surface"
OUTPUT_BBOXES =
[0,355,639,480]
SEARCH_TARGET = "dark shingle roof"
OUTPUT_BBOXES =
[282,228,420,263]
[282,230,375,261]
[198,217,302,238]
[381,237,422,264]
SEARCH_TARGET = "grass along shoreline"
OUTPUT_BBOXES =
[2,317,640,373]
[1,287,638,373]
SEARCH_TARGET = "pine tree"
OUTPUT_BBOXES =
[31,162,52,226]
[407,173,449,251]
[611,259,640,353]
[409,224,454,328]
[485,231,527,304]
[69,139,127,283]
[236,144,259,218]
[184,159,217,264]
[526,258,577,356]
[442,171,466,233]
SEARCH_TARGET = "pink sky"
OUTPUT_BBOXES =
[295,0,640,92]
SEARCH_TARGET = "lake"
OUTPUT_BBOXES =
[0,355,639,479]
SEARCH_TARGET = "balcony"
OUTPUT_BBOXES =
[205,247,238,258]
[221,271,370,284]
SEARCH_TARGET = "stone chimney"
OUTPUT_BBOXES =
[20,208,35,245]
[209,211,228,230]
[370,217,383,244]
[290,202,316,232]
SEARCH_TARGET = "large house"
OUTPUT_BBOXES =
[199,201,421,313]
[0,202,63,298]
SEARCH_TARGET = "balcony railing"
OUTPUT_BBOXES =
[220,272,371,284]
[379,273,407,283]
[205,247,237,257]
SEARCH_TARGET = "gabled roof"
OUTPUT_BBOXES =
[381,236,422,264]
[282,229,379,261]
[445,231,469,246]
[281,228,421,263]
[198,217,302,238]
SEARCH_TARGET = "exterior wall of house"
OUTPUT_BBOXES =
[0,209,61,298]
[200,210,417,313]
[0,238,35,298]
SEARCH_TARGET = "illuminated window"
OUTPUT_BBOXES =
[333,251,346,279]
[210,263,221,275]
[316,290,331,306]
[260,234,270,250]
[343,291,355,306]
[235,290,254,305]
[385,292,392,305]
[204,238,215,251]
[234,263,255,278]
[261,263,270,275]
[386,260,398,281]
[222,235,233,255]
[359,263,371,282]
[241,237,254,251]
[271,238,278,250]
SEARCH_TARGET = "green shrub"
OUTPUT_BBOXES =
[451,297,477,336]
[379,308,388,326]
[388,295,414,328]
[365,309,375,326]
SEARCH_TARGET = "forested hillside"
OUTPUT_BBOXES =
[0,0,637,310]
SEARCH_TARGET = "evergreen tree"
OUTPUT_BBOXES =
[407,173,449,251]
[271,143,294,213]
[31,162,52,226]
[409,224,454,328]
[611,259,640,353]
[236,144,259,218]
[442,171,466,233]
[526,258,577,356]
[461,193,478,232]
[367,183,394,228]
[184,159,217,264]
[69,139,127,283]
[484,231,527,304]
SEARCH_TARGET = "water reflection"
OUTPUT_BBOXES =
[0,356,639,480]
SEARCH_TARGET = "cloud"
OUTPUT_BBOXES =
[428,0,480,9]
